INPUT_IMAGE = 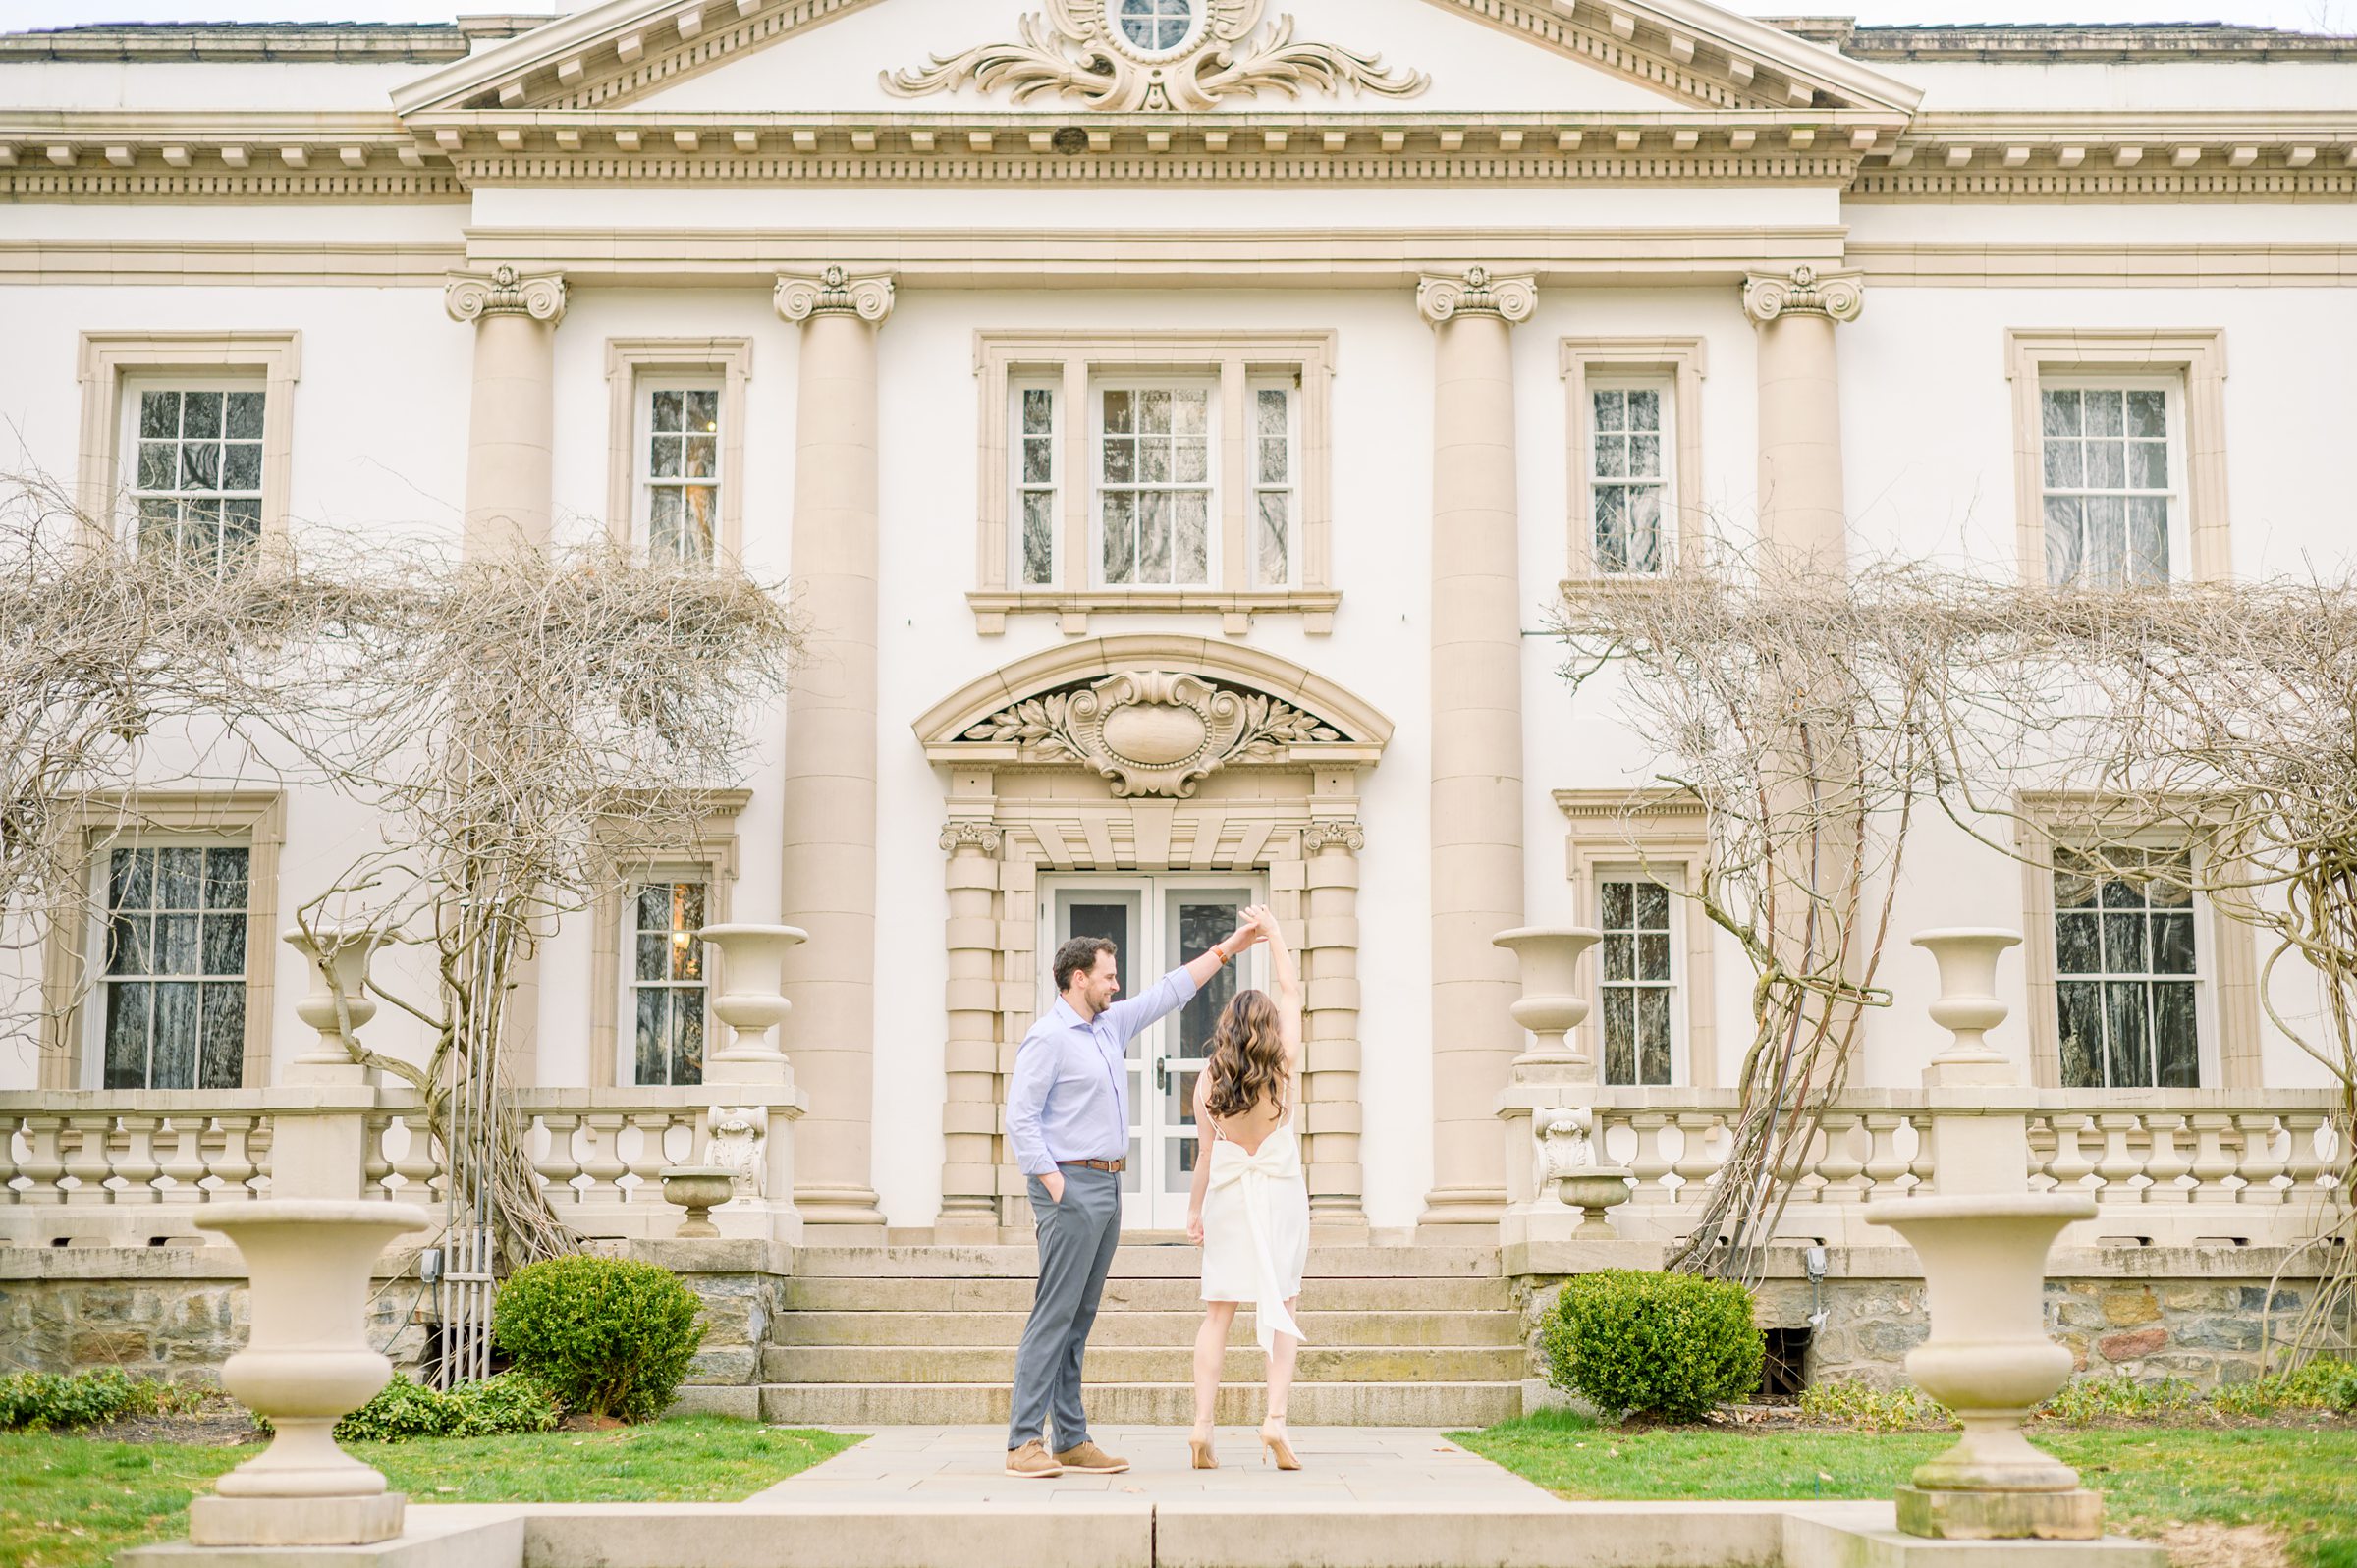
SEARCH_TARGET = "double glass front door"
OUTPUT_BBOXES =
[1046,877,1260,1231]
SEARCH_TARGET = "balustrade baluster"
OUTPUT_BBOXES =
[2144,1114,2192,1204]
[112,1117,163,1206]
[532,1113,583,1206]
[2048,1113,2096,1195]
[623,1111,676,1204]
[2235,1112,2289,1206]
[362,1115,395,1200]
[578,1113,630,1209]
[0,1115,26,1203]
[1861,1113,1908,1202]
[1816,1111,1867,1205]
[249,1117,274,1193]
[62,1115,114,1206]
[2186,1113,2238,1206]
[1671,1111,1723,1210]
[389,1111,441,1208]
[1904,1112,1936,1195]
[2025,1113,2056,1193]
[21,1116,66,1204]
[2094,1113,2147,1205]
[206,1116,260,1201]
[2281,1113,2332,1203]
[157,1118,207,1205]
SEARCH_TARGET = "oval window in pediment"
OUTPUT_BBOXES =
[1114,0,1195,54]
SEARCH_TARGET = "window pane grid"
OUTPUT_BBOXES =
[1017,385,1058,587]
[1590,387,1666,574]
[101,844,247,1090]
[1099,387,1211,587]
[1598,878,1674,1086]
[2053,845,2199,1090]
[133,389,264,574]
[2040,387,2172,589]
[646,387,720,567]
[1118,0,1192,49]
[1252,386,1294,588]
[630,880,708,1086]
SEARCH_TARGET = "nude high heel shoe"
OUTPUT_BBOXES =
[1259,1419,1299,1471]
[1189,1426,1218,1470]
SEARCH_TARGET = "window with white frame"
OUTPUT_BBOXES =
[1098,382,1214,586]
[1598,876,1675,1086]
[1587,382,1670,575]
[1013,379,1060,587]
[2039,380,2182,589]
[128,384,265,572]
[96,843,248,1089]
[630,878,708,1086]
[2051,844,2201,1089]
[641,382,721,567]
[1251,382,1297,588]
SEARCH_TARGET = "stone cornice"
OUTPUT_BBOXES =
[1836,25,2357,64]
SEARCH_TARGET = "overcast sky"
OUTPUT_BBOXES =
[0,0,2342,35]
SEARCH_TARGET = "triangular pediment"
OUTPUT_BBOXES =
[392,0,1920,121]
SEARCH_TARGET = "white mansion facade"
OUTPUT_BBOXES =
[4,0,2353,1254]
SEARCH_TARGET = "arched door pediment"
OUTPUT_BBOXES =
[915,636,1392,798]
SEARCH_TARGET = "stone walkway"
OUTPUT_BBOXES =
[750,1425,1562,1508]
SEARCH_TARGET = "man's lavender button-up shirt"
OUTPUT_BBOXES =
[1005,966,1200,1177]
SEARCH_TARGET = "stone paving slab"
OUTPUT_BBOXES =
[750,1424,1564,1508]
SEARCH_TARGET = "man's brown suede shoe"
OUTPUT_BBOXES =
[1005,1440,1063,1479]
[1055,1440,1129,1475]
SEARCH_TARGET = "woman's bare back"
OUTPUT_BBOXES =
[1203,1087,1289,1157]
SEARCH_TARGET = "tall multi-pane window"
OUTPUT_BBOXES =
[1251,383,1296,587]
[1014,381,1058,587]
[1598,878,1674,1086]
[2040,383,2176,589]
[2053,845,2200,1089]
[643,384,720,567]
[1589,384,1668,574]
[630,880,707,1086]
[1099,385,1212,586]
[99,844,247,1089]
[132,387,264,571]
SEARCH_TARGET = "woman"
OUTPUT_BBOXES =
[1184,902,1308,1472]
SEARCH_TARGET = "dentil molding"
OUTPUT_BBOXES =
[883,0,1427,113]
[774,265,897,323]
[959,669,1344,799]
[443,263,568,325]
[1740,263,1865,324]
[1417,266,1539,325]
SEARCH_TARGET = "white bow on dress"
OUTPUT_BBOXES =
[1206,1124,1309,1351]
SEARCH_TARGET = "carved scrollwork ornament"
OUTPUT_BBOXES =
[1300,821,1367,855]
[775,265,898,324]
[1416,266,1539,326]
[960,668,1345,799]
[443,263,568,326]
[1741,264,1865,325]
[883,0,1427,114]
[938,821,1006,854]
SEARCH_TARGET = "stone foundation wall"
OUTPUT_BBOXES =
[1520,1245,2319,1395]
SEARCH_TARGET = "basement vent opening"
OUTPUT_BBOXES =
[1761,1325,1811,1401]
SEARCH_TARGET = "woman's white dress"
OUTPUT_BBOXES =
[1201,1115,1312,1350]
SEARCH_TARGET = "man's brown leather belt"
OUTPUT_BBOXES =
[1058,1158,1125,1174]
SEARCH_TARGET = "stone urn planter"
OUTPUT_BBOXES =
[1912,928,2023,1076]
[1493,927,1602,1081]
[697,923,805,1084]
[1862,1191,2103,1541]
[191,1200,428,1546]
[659,1165,739,1237]
[283,923,381,1079]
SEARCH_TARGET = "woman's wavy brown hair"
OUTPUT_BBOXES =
[1202,989,1288,1122]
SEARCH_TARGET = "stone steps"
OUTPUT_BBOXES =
[770,1308,1527,1347]
[763,1343,1530,1384]
[756,1379,1525,1428]
[762,1242,1529,1428]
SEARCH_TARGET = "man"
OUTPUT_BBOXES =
[1002,919,1264,1479]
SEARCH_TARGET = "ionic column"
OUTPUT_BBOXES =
[773,267,896,1235]
[444,264,567,1089]
[1741,265,1864,568]
[445,265,569,554]
[1300,818,1367,1238]
[1416,267,1536,1234]
[938,819,1004,1242]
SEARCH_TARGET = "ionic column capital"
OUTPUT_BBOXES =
[775,266,898,325]
[444,263,568,326]
[1301,820,1366,855]
[1741,264,1865,326]
[938,820,1004,854]
[1416,266,1537,327]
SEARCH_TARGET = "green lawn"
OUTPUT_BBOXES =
[0,1418,858,1568]
[1456,1409,2357,1568]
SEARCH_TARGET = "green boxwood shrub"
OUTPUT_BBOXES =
[0,1368,202,1431]
[334,1371,561,1443]
[492,1255,706,1423]
[1541,1269,1765,1423]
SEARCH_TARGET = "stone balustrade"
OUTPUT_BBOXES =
[1574,1087,2343,1251]
[1,1084,803,1247]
